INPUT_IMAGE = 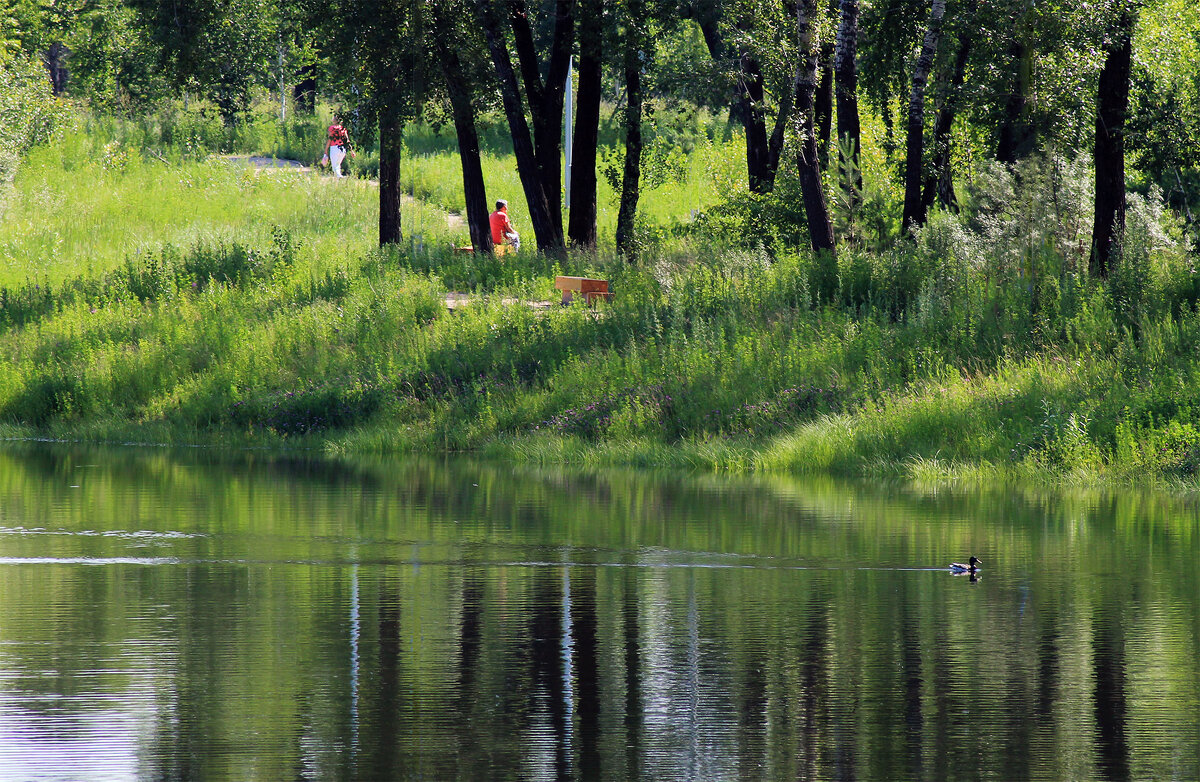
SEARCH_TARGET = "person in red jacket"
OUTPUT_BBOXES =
[321,118,355,178]
[489,200,520,252]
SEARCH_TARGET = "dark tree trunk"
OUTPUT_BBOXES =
[44,42,69,95]
[1090,7,1135,278]
[293,63,317,114]
[996,39,1032,164]
[796,0,836,257]
[695,12,787,195]
[765,72,797,194]
[923,33,972,212]
[750,49,797,193]
[378,113,403,246]
[616,0,645,260]
[901,0,947,234]
[444,61,493,254]
[815,39,834,156]
[475,0,566,257]
[569,0,603,250]
[507,0,574,232]
[835,0,862,205]
[741,49,800,195]
[430,3,492,254]
[741,52,773,194]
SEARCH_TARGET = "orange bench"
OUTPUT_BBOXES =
[555,276,611,305]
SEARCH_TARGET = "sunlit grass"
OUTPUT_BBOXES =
[399,137,745,244]
[0,127,454,285]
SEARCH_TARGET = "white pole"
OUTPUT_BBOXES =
[564,56,573,211]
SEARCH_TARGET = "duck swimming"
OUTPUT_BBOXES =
[950,556,982,573]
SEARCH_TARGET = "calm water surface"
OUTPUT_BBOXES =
[0,444,1197,780]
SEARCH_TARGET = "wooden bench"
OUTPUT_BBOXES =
[555,276,611,305]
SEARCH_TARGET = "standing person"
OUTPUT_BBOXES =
[322,118,355,177]
[489,199,520,252]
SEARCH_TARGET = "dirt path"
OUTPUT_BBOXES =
[223,155,466,231]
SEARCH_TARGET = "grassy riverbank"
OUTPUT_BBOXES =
[2,116,1199,488]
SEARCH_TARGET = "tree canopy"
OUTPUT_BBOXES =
[6,0,1198,261]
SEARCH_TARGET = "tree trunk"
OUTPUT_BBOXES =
[475,0,566,257]
[901,0,947,234]
[815,39,834,157]
[696,10,793,195]
[616,0,645,260]
[378,113,403,246]
[766,76,795,188]
[507,0,573,232]
[293,64,317,114]
[996,39,1032,164]
[796,0,836,258]
[923,33,972,212]
[568,0,603,250]
[436,44,493,254]
[746,48,797,193]
[835,0,862,205]
[742,52,773,194]
[44,42,69,95]
[1090,7,1135,278]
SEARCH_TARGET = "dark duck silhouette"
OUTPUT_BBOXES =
[950,556,981,573]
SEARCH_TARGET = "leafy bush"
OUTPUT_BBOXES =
[0,56,68,191]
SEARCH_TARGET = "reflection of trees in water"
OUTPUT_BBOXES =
[0,446,1197,778]
[1092,586,1131,782]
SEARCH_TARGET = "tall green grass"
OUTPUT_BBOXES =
[0,123,456,285]
[68,100,334,163]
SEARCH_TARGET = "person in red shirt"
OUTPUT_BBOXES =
[321,117,355,178]
[489,200,520,252]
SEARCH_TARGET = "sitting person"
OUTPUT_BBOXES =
[489,199,520,252]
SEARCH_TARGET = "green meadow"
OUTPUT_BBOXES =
[1,109,1199,489]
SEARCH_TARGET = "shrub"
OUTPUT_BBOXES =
[0,56,69,192]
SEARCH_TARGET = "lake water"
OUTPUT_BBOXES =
[0,444,1196,781]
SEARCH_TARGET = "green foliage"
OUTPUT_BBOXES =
[0,56,68,190]
[66,0,170,109]
[651,18,725,113]
[599,137,689,195]
[1129,0,1200,173]
[129,0,280,122]
[1109,186,1197,328]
